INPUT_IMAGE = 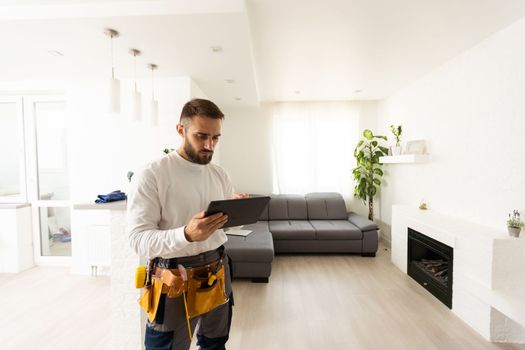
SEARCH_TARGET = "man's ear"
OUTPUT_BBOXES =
[176,123,185,138]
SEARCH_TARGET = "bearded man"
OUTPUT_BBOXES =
[128,99,241,350]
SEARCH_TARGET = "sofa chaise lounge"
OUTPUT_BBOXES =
[224,192,378,282]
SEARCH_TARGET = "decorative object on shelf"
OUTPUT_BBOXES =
[129,48,142,121]
[163,148,174,154]
[126,171,134,182]
[405,140,427,155]
[148,63,159,126]
[104,28,120,113]
[390,124,402,156]
[506,209,523,237]
[419,201,428,210]
[353,129,389,220]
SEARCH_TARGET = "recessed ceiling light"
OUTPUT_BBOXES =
[225,79,235,84]
[294,90,301,94]
[354,89,362,94]
[210,46,223,53]
[48,50,64,57]
[235,97,241,101]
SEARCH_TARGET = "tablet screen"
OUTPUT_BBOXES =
[205,196,270,228]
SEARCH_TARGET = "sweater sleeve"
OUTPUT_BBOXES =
[221,168,235,199]
[127,167,190,258]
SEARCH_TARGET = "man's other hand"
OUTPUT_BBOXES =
[184,211,228,242]
[232,193,250,199]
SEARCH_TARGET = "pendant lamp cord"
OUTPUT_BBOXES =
[151,69,155,100]
[111,35,115,79]
[134,54,137,92]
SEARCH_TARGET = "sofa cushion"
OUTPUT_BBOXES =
[347,212,378,231]
[224,221,274,262]
[269,220,316,240]
[268,195,308,220]
[309,220,362,240]
[305,192,347,220]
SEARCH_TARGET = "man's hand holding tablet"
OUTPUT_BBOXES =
[184,211,229,242]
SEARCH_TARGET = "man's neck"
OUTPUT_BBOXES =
[176,147,190,162]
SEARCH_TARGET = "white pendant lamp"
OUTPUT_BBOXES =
[148,63,159,126]
[129,48,142,121]
[104,28,120,113]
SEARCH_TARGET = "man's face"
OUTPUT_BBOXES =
[178,115,222,165]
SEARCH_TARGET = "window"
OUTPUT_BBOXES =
[272,102,359,197]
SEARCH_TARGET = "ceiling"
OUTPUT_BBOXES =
[1,0,525,106]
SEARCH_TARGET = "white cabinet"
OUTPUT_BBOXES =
[0,204,34,273]
[71,205,112,275]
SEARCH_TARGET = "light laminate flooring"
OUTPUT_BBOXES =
[1,245,524,350]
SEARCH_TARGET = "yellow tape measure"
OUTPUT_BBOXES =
[135,266,147,288]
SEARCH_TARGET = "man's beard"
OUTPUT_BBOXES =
[183,141,213,165]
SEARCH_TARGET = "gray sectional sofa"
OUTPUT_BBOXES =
[224,192,378,282]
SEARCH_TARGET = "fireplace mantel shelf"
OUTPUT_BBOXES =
[456,273,525,327]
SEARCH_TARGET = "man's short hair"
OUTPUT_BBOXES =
[180,99,225,128]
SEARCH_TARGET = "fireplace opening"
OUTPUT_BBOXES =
[407,228,453,308]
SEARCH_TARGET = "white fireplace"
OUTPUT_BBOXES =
[391,205,525,343]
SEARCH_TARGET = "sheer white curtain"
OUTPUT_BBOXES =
[272,102,359,197]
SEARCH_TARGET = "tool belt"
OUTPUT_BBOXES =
[137,251,229,326]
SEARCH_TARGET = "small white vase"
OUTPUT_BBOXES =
[508,226,521,238]
[392,145,402,156]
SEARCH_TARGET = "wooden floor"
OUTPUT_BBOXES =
[1,245,524,350]
[0,266,111,349]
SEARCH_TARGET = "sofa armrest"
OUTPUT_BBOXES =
[347,212,378,231]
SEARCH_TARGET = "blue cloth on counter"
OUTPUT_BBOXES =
[95,190,127,203]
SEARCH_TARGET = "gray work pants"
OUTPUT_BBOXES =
[145,249,233,350]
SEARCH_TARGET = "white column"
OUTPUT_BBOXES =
[110,208,142,349]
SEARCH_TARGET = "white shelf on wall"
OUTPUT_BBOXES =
[379,154,430,164]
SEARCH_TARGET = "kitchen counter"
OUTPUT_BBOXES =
[73,201,127,210]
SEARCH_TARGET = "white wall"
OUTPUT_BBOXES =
[220,101,380,218]
[0,102,21,195]
[376,16,525,243]
[0,77,225,203]
[220,104,274,194]
[68,76,191,201]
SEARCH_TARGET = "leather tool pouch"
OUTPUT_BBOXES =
[138,259,228,321]
[138,278,164,322]
[185,263,228,318]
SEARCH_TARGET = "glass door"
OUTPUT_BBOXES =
[24,96,71,262]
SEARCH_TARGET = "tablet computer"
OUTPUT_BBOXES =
[205,196,270,228]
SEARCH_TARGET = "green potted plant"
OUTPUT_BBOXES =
[507,209,524,237]
[353,129,389,221]
[390,124,402,156]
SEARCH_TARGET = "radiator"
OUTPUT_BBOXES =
[87,225,111,275]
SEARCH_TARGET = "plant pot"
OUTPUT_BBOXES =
[507,226,521,237]
[392,145,402,156]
